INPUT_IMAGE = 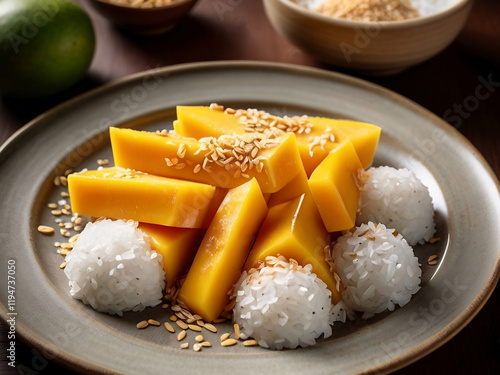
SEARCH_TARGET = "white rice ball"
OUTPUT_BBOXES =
[232,256,340,350]
[356,166,435,246]
[332,222,421,319]
[64,219,165,316]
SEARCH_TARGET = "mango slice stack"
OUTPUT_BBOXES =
[67,104,381,322]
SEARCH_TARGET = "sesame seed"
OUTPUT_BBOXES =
[234,323,240,340]
[188,324,202,332]
[177,330,187,341]
[38,225,55,235]
[195,334,204,342]
[243,339,258,347]
[203,323,217,333]
[136,320,149,329]
[220,333,231,342]
[428,255,439,265]
[164,322,175,333]
[221,338,237,347]
[176,320,188,330]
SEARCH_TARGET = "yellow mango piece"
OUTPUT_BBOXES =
[267,164,310,207]
[244,194,341,303]
[139,223,204,290]
[174,106,380,175]
[307,117,381,169]
[200,187,228,229]
[174,105,331,176]
[308,140,363,233]
[68,167,215,228]
[174,105,242,139]
[177,179,268,322]
[110,127,301,194]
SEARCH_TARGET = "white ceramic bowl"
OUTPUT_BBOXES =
[263,0,473,75]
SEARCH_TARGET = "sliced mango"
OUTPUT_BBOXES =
[308,117,381,169]
[110,127,302,194]
[177,178,268,322]
[200,187,228,229]
[308,140,363,233]
[244,193,341,303]
[267,164,310,207]
[174,106,380,175]
[68,167,215,228]
[139,223,204,290]
[174,105,242,139]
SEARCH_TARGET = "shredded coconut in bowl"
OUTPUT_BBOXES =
[293,0,456,21]
[64,219,165,316]
[232,256,346,350]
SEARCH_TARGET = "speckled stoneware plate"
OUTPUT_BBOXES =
[0,61,498,374]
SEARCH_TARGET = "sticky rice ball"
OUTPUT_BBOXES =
[356,166,435,246]
[332,222,421,319]
[64,219,165,316]
[232,255,340,350]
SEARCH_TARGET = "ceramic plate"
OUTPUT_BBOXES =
[0,61,498,374]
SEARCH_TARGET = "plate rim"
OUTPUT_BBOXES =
[1,60,499,374]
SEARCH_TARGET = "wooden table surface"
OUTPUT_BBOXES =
[1,0,499,374]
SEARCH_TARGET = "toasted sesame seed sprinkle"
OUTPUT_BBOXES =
[171,304,182,312]
[136,320,149,329]
[210,103,313,136]
[203,323,217,333]
[164,322,175,333]
[220,333,231,342]
[193,343,202,352]
[210,103,224,111]
[176,320,188,330]
[188,324,202,332]
[428,255,439,265]
[308,128,335,157]
[167,130,281,178]
[147,319,160,326]
[243,339,258,347]
[195,334,204,342]
[221,338,237,347]
[234,323,240,340]
[180,342,189,349]
[177,330,187,341]
[38,225,55,235]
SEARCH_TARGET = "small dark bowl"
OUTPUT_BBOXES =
[86,0,199,35]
